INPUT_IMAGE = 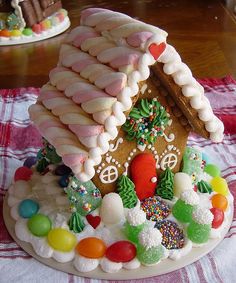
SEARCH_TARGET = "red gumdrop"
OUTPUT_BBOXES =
[32,24,42,34]
[210,207,224,229]
[130,153,157,200]
[14,166,33,182]
[105,241,136,263]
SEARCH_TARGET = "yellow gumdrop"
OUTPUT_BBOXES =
[11,30,21,37]
[47,228,77,252]
[211,177,229,196]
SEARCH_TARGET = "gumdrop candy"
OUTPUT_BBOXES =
[47,228,76,252]
[130,153,157,200]
[105,241,136,263]
[172,199,195,223]
[14,166,33,181]
[137,244,163,265]
[211,177,229,196]
[76,237,106,258]
[18,199,39,218]
[211,194,228,211]
[210,208,224,229]
[23,156,37,168]
[187,221,211,244]
[58,174,70,188]
[100,193,124,225]
[204,164,221,177]
[124,222,146,244]
[27,214,51,237]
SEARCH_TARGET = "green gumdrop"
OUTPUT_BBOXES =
[124,222,145,244]
[137,244,163,265]
[204,164,221,177]
[28,214,51,237]
[187,221,211,243]
[22,28,33,36]
[172,199,195,223]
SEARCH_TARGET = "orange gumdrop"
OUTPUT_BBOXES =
[76,237,106,259]
[0,29,11,37]
[211,194,228,212]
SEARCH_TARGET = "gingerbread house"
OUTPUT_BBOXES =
[0,0,62,29]
[28,8,224,196]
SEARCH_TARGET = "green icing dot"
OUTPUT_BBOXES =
[197,180,212,193]
[187,221,211,243]
[204,164,221,177]
[22,28,33,36]
[156,167,174,200]
[68,211,85,233]
[117,175,138,208]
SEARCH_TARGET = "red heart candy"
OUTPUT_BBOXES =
[86,214,101,229]
[149,42,166,60]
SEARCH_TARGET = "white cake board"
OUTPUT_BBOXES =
[3,193,233,280]
[0,17,70,46]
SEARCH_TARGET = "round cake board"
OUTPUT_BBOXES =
[0,17,70,46]
[3,193,233,280]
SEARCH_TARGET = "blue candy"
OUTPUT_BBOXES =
[59,174,70,188]
[18,199,39,218]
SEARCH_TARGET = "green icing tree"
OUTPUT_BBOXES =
[68,211,85,233]
[36,138,62,173]
[156,167,174,200]
[117,175,138,208]
[197,180,213,194]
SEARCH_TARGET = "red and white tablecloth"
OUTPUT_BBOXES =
[0,78,236,283]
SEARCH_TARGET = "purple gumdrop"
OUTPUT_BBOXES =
[23,156,37,168]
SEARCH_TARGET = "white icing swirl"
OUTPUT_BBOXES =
[138,227,162,249]
[180,190,200,206]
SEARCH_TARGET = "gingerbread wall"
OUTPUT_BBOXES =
[92,74,190,195]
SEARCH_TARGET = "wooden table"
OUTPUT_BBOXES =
[0,0,236,88]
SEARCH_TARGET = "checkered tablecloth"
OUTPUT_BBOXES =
[0,78,236,283]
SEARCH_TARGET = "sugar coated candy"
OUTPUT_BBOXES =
[76,237,106,258]
[211,177,229,196]
[18,199,39,218]
[47,228,76,252]
[28,214,51,237]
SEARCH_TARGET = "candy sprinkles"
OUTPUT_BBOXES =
[155,220,185,250]
[141,196,171,221]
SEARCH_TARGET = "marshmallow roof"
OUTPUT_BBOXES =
[29,8,224,182]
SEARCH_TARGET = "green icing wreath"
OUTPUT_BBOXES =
[122,98,169,146]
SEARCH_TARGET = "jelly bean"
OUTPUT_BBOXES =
[11,30,21,37]
[76,237,106,258]
[51,16,60,26]
[211,194,228,211]
[14,166,33,181]
[41,19,51,30]
[22,28,33,36]
[105,241,136,262]
[23,156,37,168]
[47,228,76,252]
[210,208,224,229]
[55,164,71,176]
[18,199,39,218]
[211,177,229,196]
[204,164,221,177]
[60,9,68,17]
[28,214,51,237]
[0,29,11,37]
[56,12,65,22]
[32,24,42,34]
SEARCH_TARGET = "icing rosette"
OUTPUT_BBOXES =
[138,227,162,249]
[180,190,200,206]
